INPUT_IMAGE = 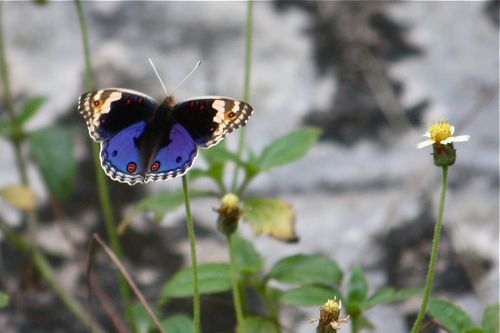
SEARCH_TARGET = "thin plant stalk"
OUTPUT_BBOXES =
[410,166,449,333]
[0,4,105,332]
[74,1,137,332]
[182,174,200,333]
[228,233,245,330]
[231,0,253,192]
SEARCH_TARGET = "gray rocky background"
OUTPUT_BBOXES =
[0,1,498,333]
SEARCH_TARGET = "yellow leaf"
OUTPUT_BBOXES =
[243,197,297,242]
[0,185,37,211]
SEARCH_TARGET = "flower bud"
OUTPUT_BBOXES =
[216,193,243,236]
[432,142,456,167]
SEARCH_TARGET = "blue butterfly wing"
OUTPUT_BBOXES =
[172,97,253,148]
[144,123,198,182]
[78,88,158,141]
[100,121,146,185]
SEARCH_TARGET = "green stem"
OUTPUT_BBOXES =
[182,175,200,333]
[228,233,245,330]
[231,0,253,192]
[351,315,360,333]
[410,166,449,333]
[74,1,137,332]
[0,3,28,184]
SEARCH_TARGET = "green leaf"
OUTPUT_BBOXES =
[160,314,194,333]
[357,315,375,330]
[29,126,76,200]
[429,298,479,333]
[241,317,279,333]
[243,197,297,241]
[280,284,341,306]
[18,96,46,125]
[231,233,264,275]
[257,127,321,171]
[365,287,421,308]
[131,302,154,333]
[346,266,368,315]
[482,303,499,333]
[0,291,9,308]
[463,328,484,333]
[268,254,343,286]
[132,189,209,223]
[160,263,231,304]
[0,118,13,136]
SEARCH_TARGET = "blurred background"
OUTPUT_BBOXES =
[0,1,498,332]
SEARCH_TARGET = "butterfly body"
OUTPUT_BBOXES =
[78,88,252,185]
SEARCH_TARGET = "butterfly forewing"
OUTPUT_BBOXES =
[172,97,253,148]
[78,88,158,142]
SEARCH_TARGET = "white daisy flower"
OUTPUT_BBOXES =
[417,121,470,149]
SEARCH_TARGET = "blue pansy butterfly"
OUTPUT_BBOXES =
[78,88,253,185]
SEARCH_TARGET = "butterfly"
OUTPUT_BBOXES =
[78,88,253,185]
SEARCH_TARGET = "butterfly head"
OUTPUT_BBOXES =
[162,95,176,108]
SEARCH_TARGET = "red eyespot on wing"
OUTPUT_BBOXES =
[150,161,161,172]
[127,162,137,173]
[189,101,195,108]
[126,98,132,104]
[199,103,205,111]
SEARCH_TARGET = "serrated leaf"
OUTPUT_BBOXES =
[429,298,479,333]
[365,287,421,308]
[241,317,279,333]
[258,127,321,171]
[0,185,37,211]
[268,254,343,286]
[231,233,264,275]
[18,96,46,125]
[161,314,194,333]
[160,263,231,304]
[0,291,9,308]
[347,266,368,314]
[482,303,499,333]
[280,284,341,306]
[243,197,297,241]
[29,126,76,200]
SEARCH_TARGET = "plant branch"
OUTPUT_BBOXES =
[74,1,137,331]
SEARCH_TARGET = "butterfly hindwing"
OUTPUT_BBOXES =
[78,88,158,142]
[144,123,198,182]
[172,97,253,148]
[100,121,146,185]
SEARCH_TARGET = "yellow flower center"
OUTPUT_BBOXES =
[322,298,341,315]
[429,121,452,143]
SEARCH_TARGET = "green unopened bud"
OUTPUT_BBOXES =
[216,193,243,236]
[432,142,456,167]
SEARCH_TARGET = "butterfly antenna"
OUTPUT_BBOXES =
[170,61,201,95]
[148,58,169,96]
